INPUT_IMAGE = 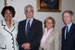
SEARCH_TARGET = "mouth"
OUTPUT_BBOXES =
[5,16,12,19]
[6,16,10,18]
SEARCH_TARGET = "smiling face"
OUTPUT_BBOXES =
[46,19,54,30]
[4,9,13,21]
[63,12,73,25]
[25,6,34,19]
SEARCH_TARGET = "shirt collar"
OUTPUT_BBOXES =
[2,19,15,26]
[45,27,53,33]
[26,18,34,26]
[26,18,33,21]
[26,18,33,23]
[66,22,72,31]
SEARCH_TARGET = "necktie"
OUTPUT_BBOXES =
[65,26,68,39]
[25,20,30,38]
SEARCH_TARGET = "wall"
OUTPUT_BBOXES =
[0,0,75,33]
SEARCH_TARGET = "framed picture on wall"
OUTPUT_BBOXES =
[4,0,7,6]
[37,0,61,12]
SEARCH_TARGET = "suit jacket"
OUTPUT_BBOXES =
[0,19,19,50]
[61,23,75,50]
[17,19,43,50]
[39,29,60,50]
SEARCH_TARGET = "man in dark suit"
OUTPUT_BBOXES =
[61,10,75,50]
[41,0,58,9]
[17,5,43,50]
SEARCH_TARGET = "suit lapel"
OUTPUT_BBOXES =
[22,20,26,39]
[67,23,74,40]
[45,29,55,48]
[2,20,15,35]
[62,27,66,40]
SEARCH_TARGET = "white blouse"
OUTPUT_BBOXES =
[41,28,53,49]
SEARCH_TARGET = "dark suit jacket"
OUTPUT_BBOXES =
[61,23,75,50]
[17,19,43,50]
[43,0,58,9]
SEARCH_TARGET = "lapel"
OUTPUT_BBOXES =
[22,20,26,38]
[67,23,75,40]
[24,19,35,40]
[1,19,15,35]
[29,19,36,31]
[62,26,66,40]
[45,29,55,48]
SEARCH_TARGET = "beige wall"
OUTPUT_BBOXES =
[0,0,75,33]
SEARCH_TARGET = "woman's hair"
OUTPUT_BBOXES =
[44,16,55,28]
[1,6,15,18]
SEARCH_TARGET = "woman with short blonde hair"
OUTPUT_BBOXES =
[40,16,60,50]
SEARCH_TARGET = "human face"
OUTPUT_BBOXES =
[46,19,54,30]
[63,12,73,25]
[4,9,13,21]
[25,7,34,19]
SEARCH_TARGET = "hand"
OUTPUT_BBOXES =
[21,43,30,50]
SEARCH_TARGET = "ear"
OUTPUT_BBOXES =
[25,12,26,15]
[72,16,74,20]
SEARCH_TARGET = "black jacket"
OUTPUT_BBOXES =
[17,19,43,50]
[61,23,75,50]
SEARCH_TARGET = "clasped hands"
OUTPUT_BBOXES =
[21,43,30,50]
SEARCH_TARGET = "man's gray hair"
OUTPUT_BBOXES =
[24,5,34,12]
[62,10,74,17]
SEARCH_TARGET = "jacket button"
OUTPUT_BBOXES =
[11,38,13,40]
[12,42,14,44]
[12,46,14,48]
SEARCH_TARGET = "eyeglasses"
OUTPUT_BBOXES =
[26,10,33,13]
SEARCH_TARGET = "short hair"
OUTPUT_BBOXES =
[62,10,74,17]
[44,17,55,28]
[1,6,15,18]
[24,5,34,13]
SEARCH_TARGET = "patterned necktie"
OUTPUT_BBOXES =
[25,20,30,38]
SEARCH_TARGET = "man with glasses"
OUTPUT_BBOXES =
[61,10,75,50]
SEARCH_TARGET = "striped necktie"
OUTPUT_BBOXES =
[25,20,30,38]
